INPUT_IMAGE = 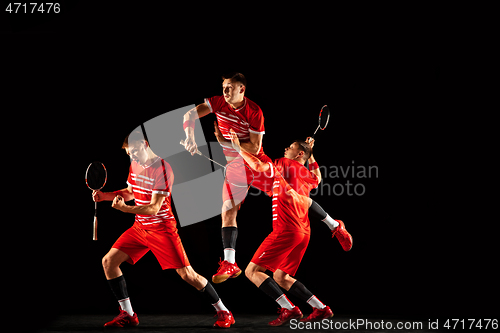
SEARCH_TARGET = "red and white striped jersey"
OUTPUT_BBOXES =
[271,158,319,235]
[205,95,265,158]
[126,157,177,232]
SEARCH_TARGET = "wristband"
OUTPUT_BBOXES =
[183,119,195,130]
[309,162,319,170]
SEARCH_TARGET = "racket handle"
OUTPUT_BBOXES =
[180,140,202,155]
[93,216,98,241]
[312,125,320,137]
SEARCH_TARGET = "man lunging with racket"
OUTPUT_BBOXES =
[229,128,352,326]
[183,72,274,284]
[92,130,234,328]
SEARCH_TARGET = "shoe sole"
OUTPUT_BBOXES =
[104,322,139,327]
[269,314,303,326]
[343,234,353,251]
[212,270,242,284]
[301,312,334,322]
[336,220,353,251]
[213,318,235,329]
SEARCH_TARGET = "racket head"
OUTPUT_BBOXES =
[85,161,107,191]
[319,105,330,130]
[224,160,255,188]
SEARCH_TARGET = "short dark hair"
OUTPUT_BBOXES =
[222,72,247,88]
[122,130,146,149]
[294,140,312,160]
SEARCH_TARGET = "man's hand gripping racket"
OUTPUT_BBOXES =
[180,139,226,169]
[180,129,255,189]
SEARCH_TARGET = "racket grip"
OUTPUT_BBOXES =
[93,216,98,241]
[180,140,202,155]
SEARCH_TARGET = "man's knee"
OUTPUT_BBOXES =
[222,200,239,225]
[102,254,115,272]
[177,266,195,282]
[222,200,237,214]
[273,271,290,287]
[245,265,253,280]
[102,250,127,271]
[245,263,261,281]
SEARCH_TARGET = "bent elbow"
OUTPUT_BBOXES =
[256,163,270,174]
[183,108,196,122]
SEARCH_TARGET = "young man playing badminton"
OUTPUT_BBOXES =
[229,128,352,326]
[92,130,234,328]
[182,72,274,284]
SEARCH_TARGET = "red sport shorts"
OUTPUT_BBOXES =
[222,154,274,205]
[251,230,310,276]
[112,226,190,270]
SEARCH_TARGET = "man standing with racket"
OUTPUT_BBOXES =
[182,72,274,284]
[92,130,234,328]
[229,128,352,326]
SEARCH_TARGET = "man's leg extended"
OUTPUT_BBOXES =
[245,263,303,326]
[245,263,295,310]
[274,269,333,322]
[308,199,339,230]
[213,199,242,284]
[221,199,239,263]
[102,248,139,327]
[177,266,234,328]
[308,200,353,251]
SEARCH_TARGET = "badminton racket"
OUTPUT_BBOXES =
[312,105,330,138]
[180,140,254,189]
[85,161,107,241]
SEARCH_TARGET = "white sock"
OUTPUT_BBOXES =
[276,294,295,310]
[212,299,229,312]
[322,215,339,230]
[224,248,236,264]
[307,295,326,309]
[118,297,134,316]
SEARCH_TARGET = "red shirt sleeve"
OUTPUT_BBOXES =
[248,108,265,135]
[204,96,225,114]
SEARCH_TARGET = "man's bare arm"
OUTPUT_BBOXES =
[306,137,322,183]
[93,185,134,202]
[112,192,167,216]
[183,103,211,155]
[241,131,262,155]
[229,128,270,173]
[307,154,322,183]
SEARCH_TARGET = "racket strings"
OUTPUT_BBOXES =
[319,105,330,130]
[86,162,107,190]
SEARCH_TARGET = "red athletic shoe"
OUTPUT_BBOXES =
[301,306,334,322]
[103,308,139,327]
[332,220,353,251]
[213,310,235,328]
[268,307,303,326]
[212,260,242,284]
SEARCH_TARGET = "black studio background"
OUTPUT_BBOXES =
[4,3,498,332]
